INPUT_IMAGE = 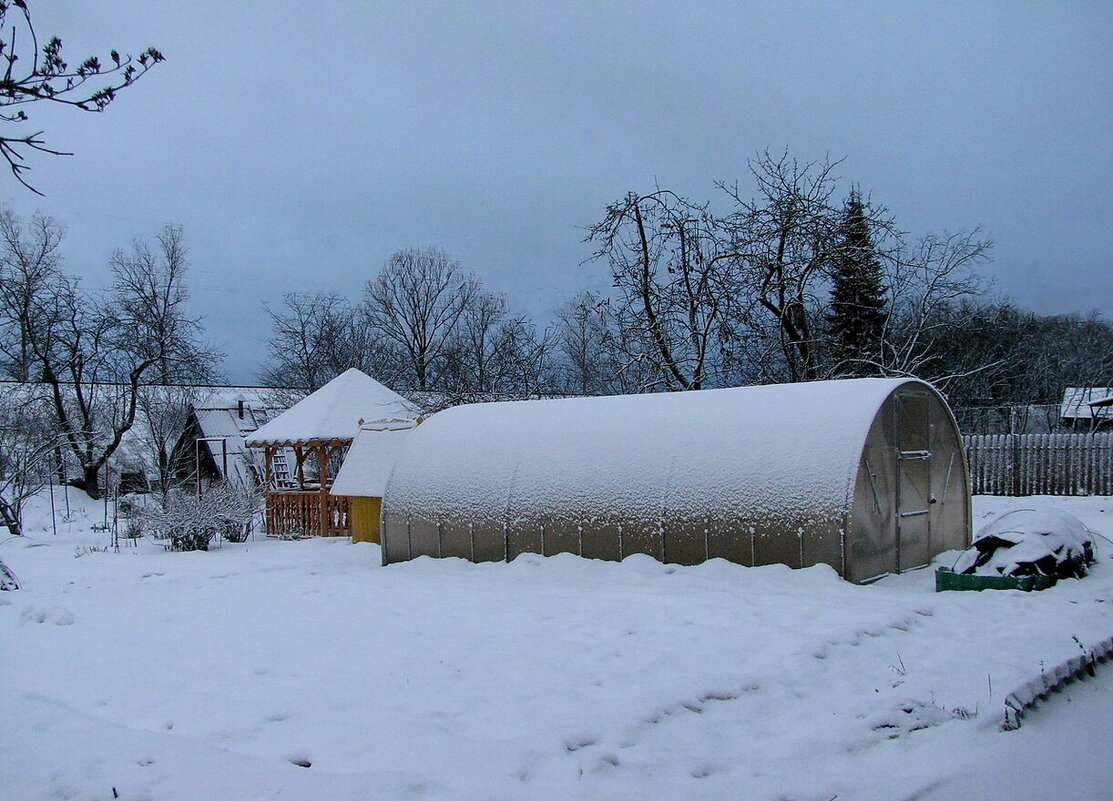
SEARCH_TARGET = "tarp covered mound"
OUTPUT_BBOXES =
[954,509,1096,579]
[246,369,418,446]
[385,378,923,538]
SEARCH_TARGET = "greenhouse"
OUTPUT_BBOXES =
[380,378,970,583]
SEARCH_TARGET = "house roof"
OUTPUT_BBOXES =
[331,419,416,497]
[246,369,419,447]
[1060,387,1113,421]
[188,398,287,487]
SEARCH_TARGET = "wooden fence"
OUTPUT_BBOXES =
[265,490,351,537]
[963,433,1113,496]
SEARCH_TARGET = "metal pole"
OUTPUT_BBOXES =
[48,478,57,536]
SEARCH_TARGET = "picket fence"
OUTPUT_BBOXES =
[962,433,1113,496]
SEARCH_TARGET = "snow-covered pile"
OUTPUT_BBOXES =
[954,508,1096,578]
[0,558,18,590]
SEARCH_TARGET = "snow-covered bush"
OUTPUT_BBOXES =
[954,508,1095,579]
[140,484,261,551]
[0,558,19,590]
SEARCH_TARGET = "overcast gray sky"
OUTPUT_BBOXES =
[5,2,1111,383]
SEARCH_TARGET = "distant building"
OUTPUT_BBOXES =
[1060,388,1113,430]
[168,390,299,493]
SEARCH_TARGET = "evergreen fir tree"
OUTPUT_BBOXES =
[828,190,887,375]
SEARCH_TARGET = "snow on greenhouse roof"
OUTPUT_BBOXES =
[384,378,935,526]
[331,420,415,497]
[246,369,419,446]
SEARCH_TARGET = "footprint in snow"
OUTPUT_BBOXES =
[564,736,597,752]
[20,605,74,625]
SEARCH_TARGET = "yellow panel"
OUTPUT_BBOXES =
[350,496,382,543]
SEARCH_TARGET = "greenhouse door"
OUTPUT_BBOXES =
[896,392,932,572]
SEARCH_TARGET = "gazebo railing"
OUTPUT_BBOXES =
[265,490,351,538]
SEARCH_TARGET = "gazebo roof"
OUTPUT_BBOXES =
[246,369,418,447]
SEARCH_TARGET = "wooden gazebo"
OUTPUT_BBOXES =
[245,369,420,538]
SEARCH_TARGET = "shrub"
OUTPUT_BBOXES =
[141,484,262,551]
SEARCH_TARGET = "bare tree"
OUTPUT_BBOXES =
[363,247,479,391]
[0,386,58,536]
[0,211,218,497]
[587,190,739,391]
[111,224,221,384]
[0,1,163,193]
[440,290,509,393]
[721,151,901,382]
[260,292,385,390]
[877,228,992,384]
[0,207,63,380]
[554,291,612,395]
[553,290,655,395]
[488,316,557,397]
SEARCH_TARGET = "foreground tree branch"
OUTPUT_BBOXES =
[0,1,164,193]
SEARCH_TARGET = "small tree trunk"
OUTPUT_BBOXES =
[0,497,24,537]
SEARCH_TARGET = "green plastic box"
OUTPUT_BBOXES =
[935,567,1057,593]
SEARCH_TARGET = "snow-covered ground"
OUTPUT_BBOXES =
[2,491,1112,801]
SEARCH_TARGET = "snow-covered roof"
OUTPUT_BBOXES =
[246,369,419,447]
[1060,387,1113,421]
[331,420,416,497]
[189,399,287,488]
[384,378,934,527]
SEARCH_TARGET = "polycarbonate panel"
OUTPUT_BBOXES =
[380,513,410,565]
[927,395,971,555]
[753,522,804,569]
[440,521,472,560]
[898,511,930,571]
[848,397,899,582]
[507,519,543,560]
[662,518,706,566]
[897,390,933,571]
[408,518,439,558]
[542,518,581,557]
[620,520,663,560]
[898,393,931,452]
[471,520,506,563]
[707,518,752,566]
[580,519,621,561]
[802,521,843,571]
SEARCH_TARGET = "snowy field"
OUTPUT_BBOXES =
[3,492,1113,801]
